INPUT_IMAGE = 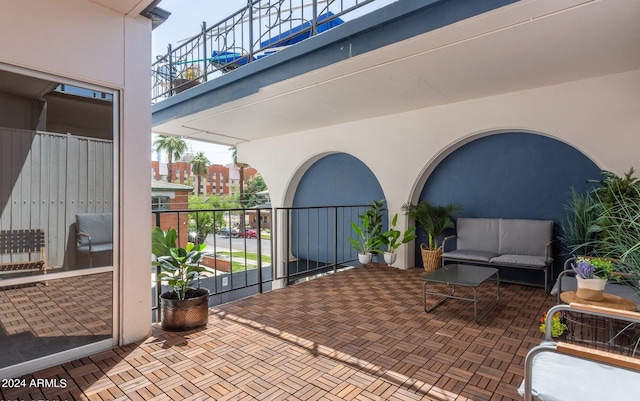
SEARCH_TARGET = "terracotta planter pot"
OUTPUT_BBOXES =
[160,288,209,331]
[576,277,607,301]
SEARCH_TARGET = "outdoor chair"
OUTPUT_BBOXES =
[519,303,640,401]
[76,213,113,267]
[0,229,46,287]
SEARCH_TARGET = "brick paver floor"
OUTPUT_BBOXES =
[1,265,554,401]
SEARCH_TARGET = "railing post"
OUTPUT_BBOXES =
[167,44,174,97]
[286,209,291,285]
[256,208,262,293]
[154,211,162,322]
[201,21,208,82]
[274,208,279,280]
[248,0,254,63]
[154,211,161,228]
[333,207,338,273]
[312,0,318,36]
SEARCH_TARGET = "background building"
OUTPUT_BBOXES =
[151,160,259,196]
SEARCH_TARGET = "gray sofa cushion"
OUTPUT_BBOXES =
[76,213,113,248]
[455,218,499,253]
[498,219,553,257]
[490,254,549,269]
[442,249,499,263]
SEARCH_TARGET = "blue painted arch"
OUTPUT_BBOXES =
[291,153,387,266]
[415,131,601,284]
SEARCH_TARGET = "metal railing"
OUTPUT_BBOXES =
[151,205,368,320]
[152,0,377,103]
[273,205,368,282]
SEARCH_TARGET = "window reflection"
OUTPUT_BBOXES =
[0,76,113,273]
[0,273,113,369]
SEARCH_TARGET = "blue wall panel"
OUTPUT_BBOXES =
[417,132,601,283]
[292,153,386,264]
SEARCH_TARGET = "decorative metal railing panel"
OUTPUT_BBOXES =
[152,0,377,103]
[151,204,367,319]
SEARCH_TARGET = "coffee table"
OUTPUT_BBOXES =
[421,264,500,323]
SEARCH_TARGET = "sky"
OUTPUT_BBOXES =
[151,0,247,166]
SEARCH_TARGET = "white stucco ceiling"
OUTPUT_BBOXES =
[88,0,154,15]
[152,0,640,146]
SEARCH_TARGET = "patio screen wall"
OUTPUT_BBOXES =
[0,128,113,269]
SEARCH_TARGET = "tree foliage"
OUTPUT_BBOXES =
[244,174,268,207]
[153,135,187,183]
[190,152,210,195]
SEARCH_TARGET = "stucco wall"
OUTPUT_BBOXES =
[0,0,152,346]
[240,69,640,269]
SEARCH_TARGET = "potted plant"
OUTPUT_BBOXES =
[360,200,385,261]
[402,201,462,271]
[173,65,201,94]
[152,227,210,331]
[539,311,568,338]
[571,257,617,301]
[379,213,417,266]
[349,214,381,266]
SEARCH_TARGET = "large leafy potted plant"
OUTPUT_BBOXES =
[564,168,640,299]
[152,227,210,331]
[359,200,385,261]
[402,201,462,271]
[349,214,382,266]
[379,213,417,266]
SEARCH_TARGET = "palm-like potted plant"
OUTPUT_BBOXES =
[152,227,210,331]
[349,214,382,265]
[402,201,462,271]
[379,213,417,266]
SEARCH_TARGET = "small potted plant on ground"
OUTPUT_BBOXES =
[349,214,382,266]
[152,227,210,331]
[571,257,617,301]
[539,311,568,338]
[379,213,417,266]
[402,201,462,272]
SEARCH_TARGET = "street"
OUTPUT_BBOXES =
[205,233,271,256]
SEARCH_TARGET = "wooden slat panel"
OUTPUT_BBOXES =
[0,131,12,265]
[88,139,96,213]
[557,341,640,371]
[30,133,41,237]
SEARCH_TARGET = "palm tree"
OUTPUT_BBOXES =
[230,147,250,205]
[153,135,187,183]
[190,152,210,195]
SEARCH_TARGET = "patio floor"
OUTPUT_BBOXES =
[1,265,555,401]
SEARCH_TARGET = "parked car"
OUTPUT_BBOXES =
[238,228,257,238]
[217,227,238,237]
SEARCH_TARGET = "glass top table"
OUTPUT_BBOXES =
[421,264,500,323]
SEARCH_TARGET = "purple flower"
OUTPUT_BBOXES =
[572,259,595,279]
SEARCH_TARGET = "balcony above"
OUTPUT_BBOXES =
[151,0,640,146]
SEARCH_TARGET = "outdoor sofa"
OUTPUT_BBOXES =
[441,218,554,292]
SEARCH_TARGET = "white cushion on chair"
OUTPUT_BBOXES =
[518,350,640,401]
